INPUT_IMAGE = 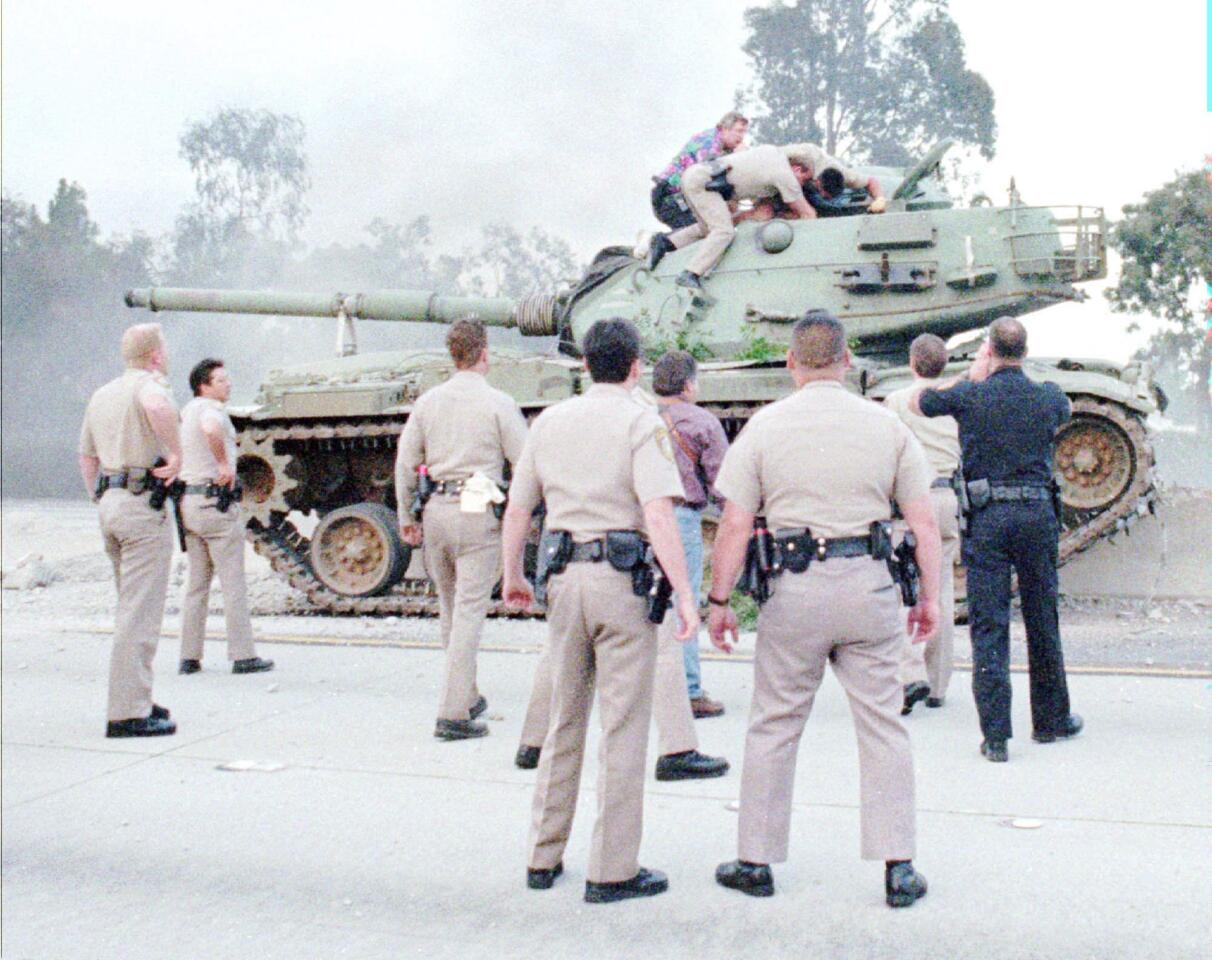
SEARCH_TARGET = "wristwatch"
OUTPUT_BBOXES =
[707,593,731,607]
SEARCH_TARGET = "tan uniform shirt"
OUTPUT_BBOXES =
[394,370,529,504]
[714,144,807,205]
[782,142,868,191]
[882,383,960,477]
[78,369,174,470]
[509,383,685,538]
[179,397,236,484]
[715,380,931,537]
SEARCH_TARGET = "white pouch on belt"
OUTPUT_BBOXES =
[460,472,505,514]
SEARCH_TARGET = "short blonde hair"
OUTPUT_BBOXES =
[717,110,748,130]
[121,323,165,367]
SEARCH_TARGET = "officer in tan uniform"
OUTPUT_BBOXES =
[882,334,961,713]
[705,310,941,908]
[78,323,181,738]
[500,318,699,904]
[395,319,529,740]
[177,358,274,676]
[648,143,886,291]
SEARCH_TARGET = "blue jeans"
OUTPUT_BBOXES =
[674,504,705,698]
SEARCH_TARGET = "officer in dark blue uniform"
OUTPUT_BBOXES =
[910,317,1082,763]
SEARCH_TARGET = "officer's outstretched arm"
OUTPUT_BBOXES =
[900,494,942,641]
[642,496,700,643]
[500,501,534,610]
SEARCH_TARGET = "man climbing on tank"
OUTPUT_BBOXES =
[646,142,887,293]
[649,112,750,230]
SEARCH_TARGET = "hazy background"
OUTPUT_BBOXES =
[3,0,1210,495]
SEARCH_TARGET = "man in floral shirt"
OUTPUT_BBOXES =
[650,111,748,229]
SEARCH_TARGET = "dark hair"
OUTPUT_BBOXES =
[909,334,948,379]
[583,318,641,384]
[989,316,1027,360]
[790,310,847,368]
[818,167,845,197]
[446,318,488,368]
[652,350,697,397]
[189,358,225,396]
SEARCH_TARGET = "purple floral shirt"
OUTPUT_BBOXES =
[657,128,726,194]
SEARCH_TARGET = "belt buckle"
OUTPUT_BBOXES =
[815,537,828,561]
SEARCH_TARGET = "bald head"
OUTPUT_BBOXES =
[121,323,165,368]
[989,317,1027,361]
[790,310,847,369]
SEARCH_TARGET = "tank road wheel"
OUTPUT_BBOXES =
[235,434,299,526]
[309,503,410,598]
[1054,399,1143,526]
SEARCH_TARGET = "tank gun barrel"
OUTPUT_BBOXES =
[123,287,561,335]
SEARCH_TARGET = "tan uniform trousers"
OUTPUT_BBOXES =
[520,598,697,756]
[98,489,173,721]
[738,557,915,864]
[422,496,501,721]
[668,165,736,278]
[179,496,257,662]
[899,487,960,697]
[528,562,658,883]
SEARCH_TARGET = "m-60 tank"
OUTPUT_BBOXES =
[124,141,1162,615]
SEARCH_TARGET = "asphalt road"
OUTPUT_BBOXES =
[2,625,1209,960]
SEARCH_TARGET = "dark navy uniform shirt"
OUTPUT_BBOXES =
[918,366,1070,485]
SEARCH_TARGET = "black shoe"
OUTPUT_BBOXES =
[469,695,488,720]
[885,861,928,908]
[715,859,774,897]
[151,703,171,720]
[178,659,201,675]
[106,715,177,738]
[675,270,704,291]
[232,657,274,674]
[515,745,541,770]
[647,233,674,271]
[925,696,944,709]
[901,682,931,716]
[435,719,489,741]
[584,867,668,904]
[655,750,729,781]
[1033,714,1083,743]
[980,739,1008,762]
[527,862,563,890]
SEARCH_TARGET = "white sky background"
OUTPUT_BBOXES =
[3,0,1210,364]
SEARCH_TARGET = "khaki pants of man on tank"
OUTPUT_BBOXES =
[898,487,959,699]
[99,488,174,722]
[666,165,736,278]
[179,495,257,662]
[737,557,915,865]
[423,496,501,721]
[528,562,658,884]
[520,601,697,757]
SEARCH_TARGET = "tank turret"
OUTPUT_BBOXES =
[123,142,1159,615]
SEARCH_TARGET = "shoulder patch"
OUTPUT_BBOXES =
[653,424,675,462]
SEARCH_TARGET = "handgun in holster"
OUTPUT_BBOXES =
[215,480,243,514]
[951,470,969,535]
[740,517,777,606]
[410,466,436,522]
[704,160,735,201]
[492,481,509,521]
[533,528,571,606]
[148,457,187,551]
[889,529,921,607]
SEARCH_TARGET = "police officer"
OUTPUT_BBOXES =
[78,323,181,738]
[394,319,528,741]
[911,317,1082,763]
[649,111,749,230]
[177,358,274,676]
[706,310,940,908]
[501,318,699,904]
[883,334,961,713]
[647,143,886,291]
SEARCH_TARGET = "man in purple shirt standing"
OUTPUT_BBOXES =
[653,351,730,717]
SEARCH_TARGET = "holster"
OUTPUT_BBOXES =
[889,530,921,607]
[704,160,735,201]
[492,481,509,521]
[215,481,243,514]
[951,470,969,535]
[534,528,572,606]
[1050,478,1063,525]
[966,478,991,510]
[410,468,436,522]
[740,518,776,606]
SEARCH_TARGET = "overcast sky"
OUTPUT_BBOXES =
[3,0,1210,362]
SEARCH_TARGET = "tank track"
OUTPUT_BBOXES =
[239,419,541,618]
[241,395,1157,617]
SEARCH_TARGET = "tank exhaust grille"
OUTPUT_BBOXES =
[515,294,560,336]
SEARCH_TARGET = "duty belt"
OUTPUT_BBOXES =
[432,479,465,496]
[182,483,241,498]
[772,530,878,562]
[987,483,1050,502]
[97,469,153,495]
[931,476,955,490]
[569,539,610,563]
